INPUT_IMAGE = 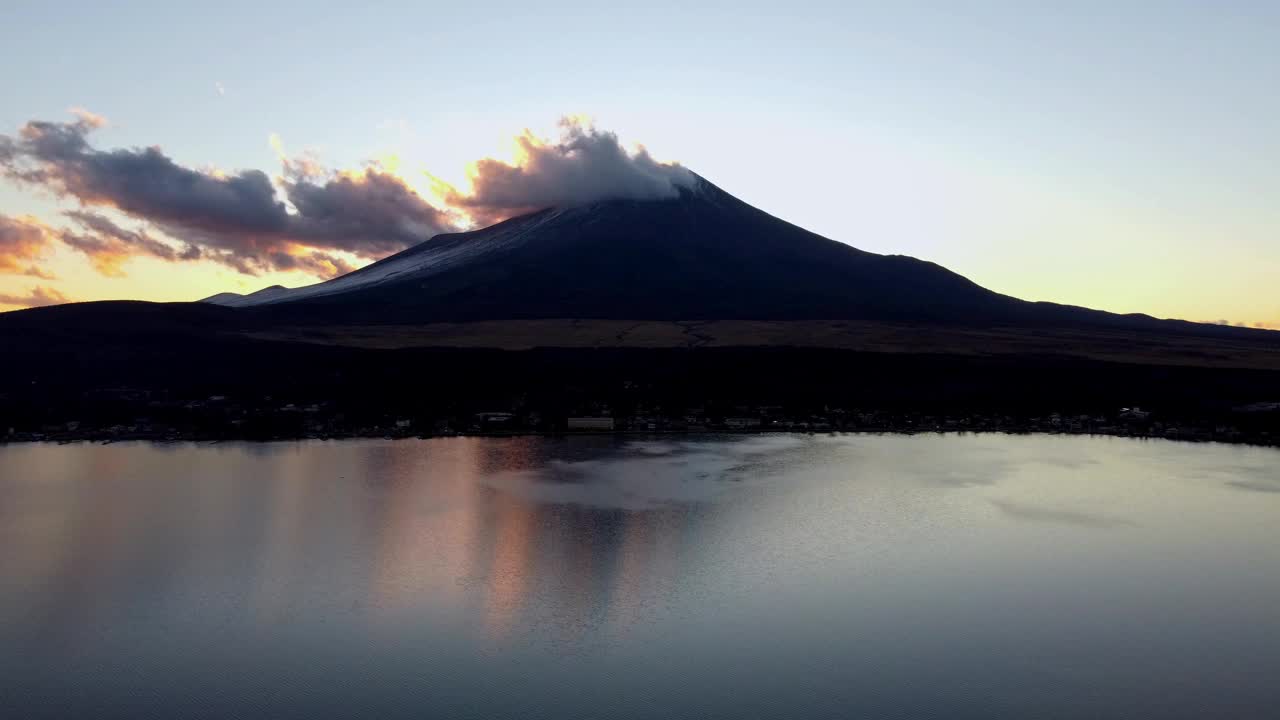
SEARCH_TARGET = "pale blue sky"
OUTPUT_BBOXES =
[2,1,1277,324]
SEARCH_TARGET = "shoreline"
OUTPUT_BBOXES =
[5,425,1277,450]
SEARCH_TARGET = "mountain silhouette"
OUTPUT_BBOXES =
[202,175,1064,325]
[4,172,1277,439]
[4,173,1271,345]
[192,174,1261,340]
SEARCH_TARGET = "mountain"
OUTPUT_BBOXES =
[4,173,1278,440]
[202,285,292,307]
[203,174,1085,326]
[9,173,1276,349]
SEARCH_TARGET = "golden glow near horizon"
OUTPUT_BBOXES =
[0,116,1276,331]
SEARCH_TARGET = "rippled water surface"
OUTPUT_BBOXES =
[2,434,1278,719]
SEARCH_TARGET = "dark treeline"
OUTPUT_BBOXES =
[3,328,1280,440]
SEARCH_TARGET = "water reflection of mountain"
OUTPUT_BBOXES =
[361,437,717,649]
[6,435,822,656]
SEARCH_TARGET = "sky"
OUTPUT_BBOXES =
[1,0,1277,327]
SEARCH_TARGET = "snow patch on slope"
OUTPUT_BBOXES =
[203,206,578,307]
[200,177,722,309]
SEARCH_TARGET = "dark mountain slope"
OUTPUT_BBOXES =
[5,174,1276,347]
[229,176,1028,324]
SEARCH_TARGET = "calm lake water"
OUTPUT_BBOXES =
[1,434,1278,719]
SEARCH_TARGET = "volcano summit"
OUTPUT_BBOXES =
[7,170,1277,357]
[206,174,1037,325]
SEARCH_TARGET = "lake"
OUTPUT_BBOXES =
[1,434,1278,719]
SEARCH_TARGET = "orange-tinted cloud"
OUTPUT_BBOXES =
[0,285,70,309]
[0,214,57,276]
[21,265,57,280]
[2,112,699,283]
[59,210,198,277]
[442,117,695,227]
[1,113,456,278]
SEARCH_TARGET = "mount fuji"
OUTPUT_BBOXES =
[203,174,1097,326]
[4,172,1274,358]
[3,171,1278,434]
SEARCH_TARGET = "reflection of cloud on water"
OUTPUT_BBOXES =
[925,468,1001,488]
[482,435,811,510]
[850,434,1118,490]
[627,440,680,455]
[1033,455,1102,470]
[848,437,1011,488]
[1188,455,1280,495]
[1226,479,1280,494]
[990,499,1134,529]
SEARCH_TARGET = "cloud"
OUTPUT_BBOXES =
[59,210,200,276]
[2,112,697,283]
[1227,479,1280,494]
[21,265,57,280]
[990,499,1134,529]
[0,285,70,309]
[69,108,108,129]
[0,112,457,278]
[0,214,57,276]
[215,81,226,97]
[441,116,696,226]
[278,163,457,259]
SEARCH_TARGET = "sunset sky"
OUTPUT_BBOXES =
[2,1,1277,327]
